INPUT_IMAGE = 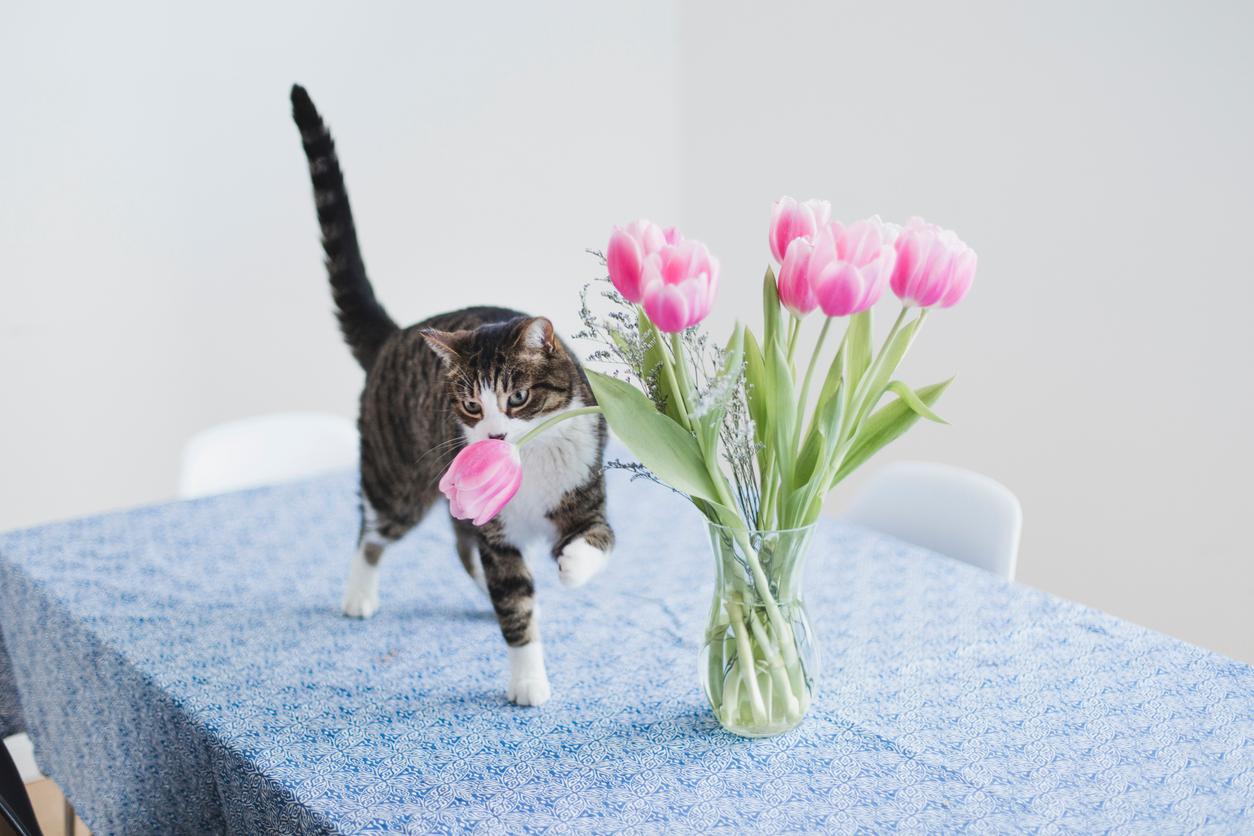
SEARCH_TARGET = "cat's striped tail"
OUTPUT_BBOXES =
[290,84,397,371]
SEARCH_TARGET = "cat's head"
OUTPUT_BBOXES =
[419,317,584,444]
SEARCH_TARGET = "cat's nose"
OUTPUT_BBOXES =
[489,433,506,441]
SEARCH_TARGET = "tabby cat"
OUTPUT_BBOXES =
[290,85,613,706]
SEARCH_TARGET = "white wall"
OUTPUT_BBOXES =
[677,1,1254,662]
[2,2,1251,662]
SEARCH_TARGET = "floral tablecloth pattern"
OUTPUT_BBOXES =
[1,467,1251,834]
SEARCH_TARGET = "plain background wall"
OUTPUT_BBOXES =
[2,1,1251,662]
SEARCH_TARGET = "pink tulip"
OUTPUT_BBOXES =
[607,219,667,302]
[640,239,720,333]
[776,237,820,317]
[769,197,831,263]
[439,439,523,526]
[889,217,977,308]
[810,216,897,317]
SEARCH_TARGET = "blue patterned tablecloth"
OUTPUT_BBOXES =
[1,466,1251,834]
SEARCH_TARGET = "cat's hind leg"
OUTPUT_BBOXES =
[342,539,385,618]
[342,497,410,618]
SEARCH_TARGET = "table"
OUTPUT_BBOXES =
[1,467,1251,834]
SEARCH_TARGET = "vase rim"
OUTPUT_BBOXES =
[704,520,819,536]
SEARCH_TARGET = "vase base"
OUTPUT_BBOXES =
[715,707,809,738]
[718,722,804,739]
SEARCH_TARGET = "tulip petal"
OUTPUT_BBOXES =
[473,467,523,526]
[814,262,865,318]
[804,199,831,229]
[769,196,818,263]
[888,217,975,309]
[607,228,646,302]
[939,249,976,308]
[631,220,667,254]
[468,465,521,525]
[643,281,691,332]
[918,242,956,307]
[453,448,509,491]
[891,232,922,303]
[778,237,817,316]
[439,440,523,526]
[857,245,894,312]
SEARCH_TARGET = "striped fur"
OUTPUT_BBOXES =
[290,85,397,370]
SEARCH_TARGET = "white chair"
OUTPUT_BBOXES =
[177,412,358,499]
[842,461,1022,580]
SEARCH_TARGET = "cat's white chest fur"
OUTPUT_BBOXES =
[497,410,600,549]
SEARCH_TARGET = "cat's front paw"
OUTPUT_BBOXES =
[507,642,551,707]
[342,586,379,619]
[507,673,552,706]
[557,537,609,589]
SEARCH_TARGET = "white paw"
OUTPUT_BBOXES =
[342,587,379,619]
[507,643,551,707]
[507,674,552,706]
[342,551,380,618]
[557,537,609,589]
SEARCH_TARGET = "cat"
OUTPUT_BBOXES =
[289,84,613,706]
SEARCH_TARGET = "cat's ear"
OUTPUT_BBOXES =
[419,329,468,366]
[517,317,557,352]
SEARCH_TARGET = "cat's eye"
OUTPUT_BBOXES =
[461,399,482,415]
[507,389,529,408]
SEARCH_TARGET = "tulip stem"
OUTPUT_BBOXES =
[843,306,911,437]
[515,406,603,446]
[791,317,833,452]
[669,332,697,415]
[650,321,693,431]
[860,306,926,430]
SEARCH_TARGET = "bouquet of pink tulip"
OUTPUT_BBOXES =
[441,196,975,736]
[588,202,972,530]
[570,199,973,734]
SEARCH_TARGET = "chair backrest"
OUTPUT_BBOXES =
[841,461,1022,580]
[177,412,358,499]
[0,737,42,836]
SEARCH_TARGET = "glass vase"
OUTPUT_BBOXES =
[699,521,819,737]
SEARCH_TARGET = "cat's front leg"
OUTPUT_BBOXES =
[551,475,614,589]
[478,534,550,706]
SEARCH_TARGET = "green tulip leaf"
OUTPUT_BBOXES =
[586,369,719,503]
[793,425,825,489]
[815,344,845,425]
[846,310,873,392]
[794,378,844,490]
[858,316,922,419]
[886,379,948,424]
[817,378,846,459]
[767,338,797,486]
[832,378,952,486]
[762,266,781,353]
[743,328,769,444]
